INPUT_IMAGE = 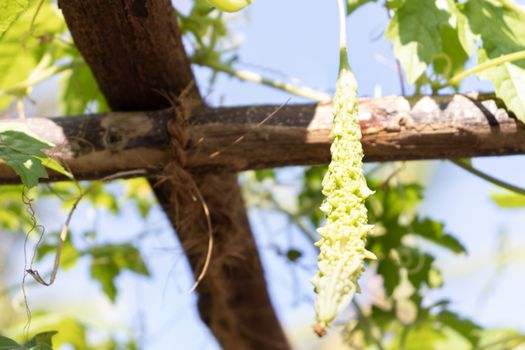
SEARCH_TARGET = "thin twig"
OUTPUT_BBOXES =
[28,0,45,36]
[378,163,406,190]
[269,196,318,245]
[21,187,45,339]
[476,334,525,350]
[193,59,332,103]
[26,169,148,286]
[209,98,290,158]
[187,175,214,294]
[448,50,525,86]
[451,159,525,196]
[385,7,406,96]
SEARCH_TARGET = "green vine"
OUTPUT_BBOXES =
[193,59,331,102]
[448,50,525,86]
[451,159,525,196]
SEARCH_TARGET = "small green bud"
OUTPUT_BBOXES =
[207,0,252,12]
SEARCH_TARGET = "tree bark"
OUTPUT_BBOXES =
[57,1,290,349]
[2,93,523,183]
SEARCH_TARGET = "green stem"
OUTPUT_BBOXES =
[0,61,78,98]
[398,325,411,350]
[28,0,45,36]
[353,300,386,350]
[450,159,525,196]
[499,0,525,15]
[193,59,331,102]
[448,50,525,85]
[337,0,350,72]
[476,335,525,350]
[269,196,319,245]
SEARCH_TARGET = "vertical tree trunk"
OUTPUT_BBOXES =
[58,1,290,349]
[154,173,290,349]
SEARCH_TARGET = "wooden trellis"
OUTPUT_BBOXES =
[1,1,524,349]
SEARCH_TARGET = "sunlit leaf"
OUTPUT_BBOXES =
[398,323,470,350]
[0,1,66,109]
[437,310,481,346]
[25,331,57,348]
[411,218,466,254]
[347,0,376,15]
[0,125,71,188]
[89,244,149,301]
[0,335,21,349]
[386,0,469,84]
[286,249,302,262]
[0,0,30,39]
[491,192,525,208]
[51,319,88,350]
[60,48,107,115]
[465,0,525,121]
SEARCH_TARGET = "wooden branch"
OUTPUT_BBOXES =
[1,93,522,183]
[58,1,291,349]
[190,93,524,168]
[58,0,199,111]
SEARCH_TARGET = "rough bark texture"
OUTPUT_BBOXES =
[2,94,523,183]
[58,0,198,110]
[58,1,290,349]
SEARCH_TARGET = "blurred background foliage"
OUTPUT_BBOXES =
[1,0,525,349]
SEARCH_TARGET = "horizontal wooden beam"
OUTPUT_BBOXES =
[0,93,523,183]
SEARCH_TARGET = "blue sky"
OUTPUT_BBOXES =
[4,0,525,349]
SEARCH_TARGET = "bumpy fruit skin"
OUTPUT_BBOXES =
[207,0,252,12]
[311,66,375,335]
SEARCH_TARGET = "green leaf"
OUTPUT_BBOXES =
[477,328,525,349]
[398,323,472,350]
[385,0,405,10]
[37,232,81,270]
[0,1,66,109]
[0,126,53,188]
[51,319,88,350]
[286,249,302,262]
[24,331,57,348]
[37,157,73,181]
[85,183,119,214]
[386,0,469,83]
[0,125,71,188]
[465,0,525,121]
[401,324,447,349]
[437,310,481,346]
[60,240,81,270]
[0,0,30,39]
[455,4,476,56]
[407,251,434,290]
[378,256,400,295]
[90,259,120,301]
[89,244,149,301]
[0,336,21,349]
[491,192,525,208]
[435,25,469,83]
[28,345,52,350]
[298,166,326,227]
[477,48,525,122]
[347,0,375,15]
[0,185,31,231]
[411,218,466,254]
[124,178,154,218]
[60,49,107,114]
[254,169,275,182]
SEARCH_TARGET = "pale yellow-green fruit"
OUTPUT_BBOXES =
[311,66,375,336]
[207,0,252,12]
